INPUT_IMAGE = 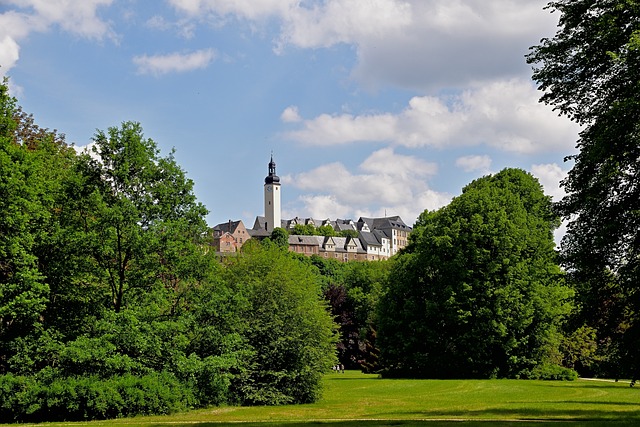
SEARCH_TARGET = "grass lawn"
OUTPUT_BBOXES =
[5,372,639,426]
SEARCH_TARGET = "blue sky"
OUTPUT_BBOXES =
[1,0,579,238]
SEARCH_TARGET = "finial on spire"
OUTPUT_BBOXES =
[265,153,280,184]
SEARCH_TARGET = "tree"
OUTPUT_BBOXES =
[317,225,336,237]
[270,227,289,250]
[292,223,316,236]
[377,169,572,378]
[527,0,640,378]
[338,229,358,238]
[223,245,337,404]
[0,80,50,369]
[0,79,76,371]
[74,122,209,312]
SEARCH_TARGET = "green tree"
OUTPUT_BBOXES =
[0,80,76,371]
[223,245,337,404]
[338,229,358,238]
[317,224,336,236]
[292,223,316,235]
[75,122,209,312]
[527,0,640,378]
[378,169,572,378]
[270,227,289,250]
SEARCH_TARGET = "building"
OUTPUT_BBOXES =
[214,156,412,261]
[211,219,250,253]
[263,155,281,233]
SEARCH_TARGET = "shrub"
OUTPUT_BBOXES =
[525,364,578,381]
[0,372,194,422]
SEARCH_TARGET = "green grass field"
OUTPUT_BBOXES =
[5,371,640,426]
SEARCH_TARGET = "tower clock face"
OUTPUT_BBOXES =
[266,185,272,192]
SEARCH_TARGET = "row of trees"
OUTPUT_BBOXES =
[0,79,337,421]
[2,0,638,415]
[371,0,640,382]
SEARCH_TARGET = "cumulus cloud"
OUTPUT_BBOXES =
[361,147,438,178]
[456,155,492,173]
[133,49,216,76]
[16,0,116,40]
[168,0,297,21]
[278,0,412,52]
[0,0,114,74]
[280,105,301,123]
[350,0,558,90]
[168,0,557,90]
[282,148,449,225]
[531,163,569,201]
[531,163,571,246]
[0,36,20,76]
[285,79,580,154]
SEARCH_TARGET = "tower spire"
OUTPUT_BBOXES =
[265,152,280,184]
[264,153,281,232]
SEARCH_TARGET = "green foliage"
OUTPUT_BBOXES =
[316,224,336,236]
[0,372,193,422]
[270,227,289,249]
[527,0,640,379]
[561,325,600,373]
[74,121,209,312]
[338,229,358,238]
[378,169,572,378]
[0,80,64,369]
[292,223,316,235]
[522,364,579,381]
[223,245,338,405]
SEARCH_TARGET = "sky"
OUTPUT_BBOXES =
[0,0,580,239]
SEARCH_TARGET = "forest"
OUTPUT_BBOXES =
[1,0,639,422]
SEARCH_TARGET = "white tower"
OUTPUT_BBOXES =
[264,155,281,233]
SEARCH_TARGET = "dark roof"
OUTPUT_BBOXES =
[213,220,243,234]
[359,216,412,231]
[359,231,382,247]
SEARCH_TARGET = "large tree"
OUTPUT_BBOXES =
[377,169,572,378]
[223,245,337,405]
[0,81,49,366]
[73,122,209,312]
[527,1,640,377]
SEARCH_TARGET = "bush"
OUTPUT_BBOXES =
[0,372,194,422]
[525,364,579,381]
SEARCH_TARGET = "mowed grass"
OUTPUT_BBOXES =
[7,371,640,426]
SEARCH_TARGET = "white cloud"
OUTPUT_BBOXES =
[168,0,557,90]
[531,163,569,201]
[285,79,580,154]
[133,49,216,76]
[285,111,397,145]
[14,0,116,40]
[146,14,196,39]
[278,0,412,52]
[280,105,301,123]
[283,148,450,225]
[0,0,114,74]
[350,0,558,90]
[531,163,571,247]
[168,0,297,21]
[0,36,20,76]
[294,195,352,220]
[456,155,492,173]
[361,147,438,178]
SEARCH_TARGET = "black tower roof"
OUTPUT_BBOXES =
[265,155,280,184]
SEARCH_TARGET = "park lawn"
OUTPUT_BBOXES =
[5,372,640,426]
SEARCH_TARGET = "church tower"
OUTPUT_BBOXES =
[264,155,281,233]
